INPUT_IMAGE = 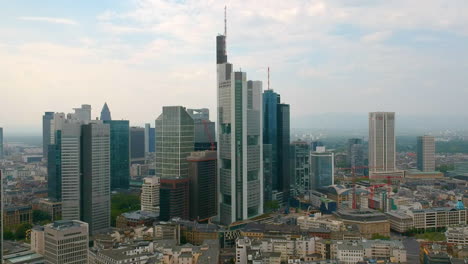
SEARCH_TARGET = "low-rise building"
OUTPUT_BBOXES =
[386,210,414,233]
[334,209,390,238]
[297,213,344,232]
[116,210,159,229]
[36,198,62,221]
[3,205,32,229]
[446,226,468,245]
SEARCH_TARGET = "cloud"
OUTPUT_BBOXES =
[361,31,393,43]
[18,16,78,25]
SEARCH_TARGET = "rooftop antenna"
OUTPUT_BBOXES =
[224,6,227,37]
[268,67,270,90]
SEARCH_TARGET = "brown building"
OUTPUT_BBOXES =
[116,210,158,229]
[36,198,62,221]
[334,209,390,239]
[180,221,219,246]
[4,205,33,229]
[160,178,190,221]
[187,150,217,222]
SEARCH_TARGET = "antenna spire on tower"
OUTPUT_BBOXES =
[224,6,227,37]
[268,67,270,90]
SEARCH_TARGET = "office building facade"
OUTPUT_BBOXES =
[187,108,216,151]
[290,141,310,196]
[368,112,396,178]
[42,112,55,160]
[130,126,145,164]
[105,120,130,190]
[141,176,160,214]
[217,50,263,224]
[43,220,89,264]
[310,147,335,189]
[159,178,190,221]
[417,135,436,172]
[81,122,111,235]
[187,150,217,221]
[144,123,156,154]
[347,138,364,169]
[155,106,194,179]
[263,90,290,203]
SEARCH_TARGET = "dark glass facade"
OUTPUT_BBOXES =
[42,112,54,160]
[105,120,130,190]
[47,131,61,200]
[159,178,190,221]
[130,127,145,164]
[263,90,290,202]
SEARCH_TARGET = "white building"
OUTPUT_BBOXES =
[141,177,160,214]
[446,226,468,245]
[31,226,45,255]
[336,243,364,264]
[297,213,344,232]
[217,31,263,225]
[44,220,89,264]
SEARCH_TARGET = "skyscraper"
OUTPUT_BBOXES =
[263,144,273,202]
[48,120,82,220]
[155,106,194,179]
[155,106,194,220]
[290,141,310,196]
[130,126,145,164]
[144,123,156,154]
[42,112,54,160]
[263,90,291,203]
[217,28,263,224]
[67,104,91,121]
[368,112,401,178]
[141,177,160,214]
[0,127,3,159]
[347,138,364,169]
[100,102,112,121]
[187,150,217,221]
[417,135,436,172]
[1,170,3,261]
[187,108,216,151]
[310,147,335,189]
[81,122,111,234]
[104,120,130,190]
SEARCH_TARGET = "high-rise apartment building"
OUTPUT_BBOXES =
[217,29,263,224]
[263,90,291,203]
[141,176,160,214]
[42,112,54,160]
[43,220,89,264]
[290,141,310,196]
[0,127,3,159]
[310,147,335,189]
[187,150,217,221]
[187,108,216,151]
[104,120,130,190]
[368,112,401,178]
[130,127,145,164]
[100,102,112,121]
[81,122,111,235]
[417,135,436,172]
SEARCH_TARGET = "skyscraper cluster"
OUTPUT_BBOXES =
[44,104,125,234]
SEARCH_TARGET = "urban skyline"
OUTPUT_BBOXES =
[1,2,468,264]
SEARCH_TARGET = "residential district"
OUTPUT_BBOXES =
[1,18,468,264]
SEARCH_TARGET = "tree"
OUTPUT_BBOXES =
[371,233,390,240]
[264,200,280,212]
[111,193,141,226]
[33,210,51,223]
[14,223,32,240]
[3,229,14,240]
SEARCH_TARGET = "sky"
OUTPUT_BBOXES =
[1,0,468,134]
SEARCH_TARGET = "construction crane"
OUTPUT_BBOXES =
[202,120,216,151]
